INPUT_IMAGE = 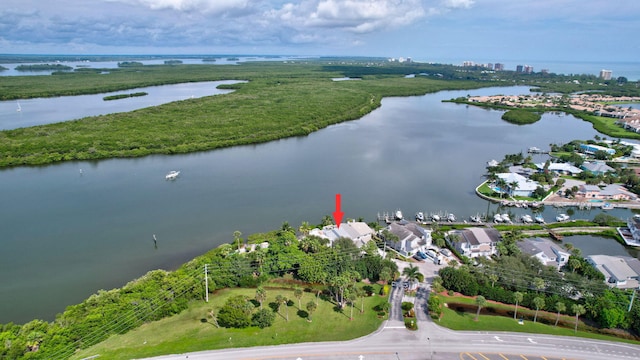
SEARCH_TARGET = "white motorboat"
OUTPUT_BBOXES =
[521,214,533,223]
[431,214,441,222]
[493,214,503,223]
[501,214,512,223]
[415,212,425,222]
[470,214,482,223]
[447,213,456,222]
[555,213,570,222]
[165,170,180,180]
[394,210,404,220]
[534,215,545,223]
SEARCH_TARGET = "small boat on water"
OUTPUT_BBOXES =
[415,212,425,222]
[555,213,570,222]
[521,214,533,223]
[394,210,404,221]
[470,214,483,223]
[431,213,441,222]
[165,170,180,180]
[16,101,21,112]
[447,213,456,222]
[493,214,503,223]
[534,215,545,223]
[602,203,614,210]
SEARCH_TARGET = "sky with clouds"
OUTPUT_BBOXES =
[2,0,639,64]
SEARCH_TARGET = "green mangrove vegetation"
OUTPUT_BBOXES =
[0,61,494,168]
[15,64,73,71]
[501,109,542,124]
[103,92,148,101]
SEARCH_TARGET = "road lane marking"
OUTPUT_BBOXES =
[478,353,491,360]
[519,355,529,360]
[464,353,479,360]
[494,336,504,342]
[527,338,537,344]
[498,354,509,360]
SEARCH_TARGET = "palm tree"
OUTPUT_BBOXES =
[255,287,267,310]
[298,221,311,236]
[294,288,303,309]
[475,295,487,321]
[275,294,286,320]
[233,230,243,251]
[402,264,422,287]
[348,290,357,320]
[513,292,524,320]
[533,297,545,323]
[554,302,566,326]
[572,304,586,333]
[306,300,317,322]
[533,277,545,293]
[508,180,519,196]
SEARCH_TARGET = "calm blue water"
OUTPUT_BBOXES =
[0,85,636,324]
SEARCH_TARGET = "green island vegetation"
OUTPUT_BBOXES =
[0,61,503,168]
[0,65,8,71]
[202,57,218,62]
[164,60,183,65]
[117,61,144,67]
[103,92,148,101]
[501,109,542,124]
[15,64,73,71]
[2,59,637,169]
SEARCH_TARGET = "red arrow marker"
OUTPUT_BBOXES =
[332,193,344,228]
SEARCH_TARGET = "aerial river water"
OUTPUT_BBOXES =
[0,84,637,324]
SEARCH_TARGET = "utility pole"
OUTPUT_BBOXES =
[629,287,637,312]
[204,264,209,303]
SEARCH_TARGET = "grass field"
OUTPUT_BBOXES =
[438,295,640,345]
[72,286,388,360]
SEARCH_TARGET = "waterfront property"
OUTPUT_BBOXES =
[309,221,375,248]
[447,227,501,258]
[586,254,640,289]
[579,143,616,156]
[577,184,637,201]
[496,172,540,197]
[581,161,614,175]
[517,237,570,269]
[618,215,640,247]
[382,222,432,257]
[535,162,583,176]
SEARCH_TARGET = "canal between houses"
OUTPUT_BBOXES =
[0,85,637,324]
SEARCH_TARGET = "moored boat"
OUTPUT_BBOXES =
[165,170,180,180]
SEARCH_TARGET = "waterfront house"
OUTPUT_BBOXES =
[535,162,583,176]
[517,237,569,269]
[579,143,616,156]
[576,184,636,201]
[586,255,640,289]
[496,172,539,197]
[382,222,432,257]
[447,227,500,258]
[581,161,614,175]
[619,215,640,247]
[309,221,374,248]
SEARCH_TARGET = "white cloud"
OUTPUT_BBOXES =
[108,0,250,14]
[442,0,474,9]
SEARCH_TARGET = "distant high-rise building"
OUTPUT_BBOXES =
[600,69,612,80]
[463,61,474,67]
[541,69,549,75]
[486,63,494,70]
[524,65,533,74]
[494,63,504,71]
[516,65,524,73]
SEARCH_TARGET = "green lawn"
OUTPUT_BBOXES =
[438,295,640,345]
[72,286,388,360]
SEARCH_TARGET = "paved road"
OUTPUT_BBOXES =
[142,317,640,360]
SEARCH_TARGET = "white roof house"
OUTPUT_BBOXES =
[496,173,540,197]
[586,255,640,289]
[309,221,374,248]
[517,237,569,269]
[536,162,583,175]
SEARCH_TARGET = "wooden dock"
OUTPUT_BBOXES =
[548,229,563,240]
